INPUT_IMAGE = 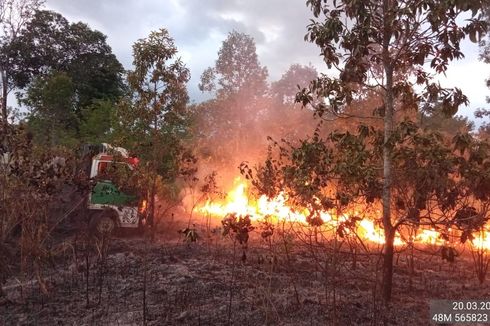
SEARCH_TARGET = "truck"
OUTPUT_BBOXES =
[81,143,147,236]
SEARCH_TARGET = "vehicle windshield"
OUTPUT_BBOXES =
[96,161,138,196]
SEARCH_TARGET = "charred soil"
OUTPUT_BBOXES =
[1,224,489,325]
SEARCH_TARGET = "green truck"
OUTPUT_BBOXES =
[82,143,146,236]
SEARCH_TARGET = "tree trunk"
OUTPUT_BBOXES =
[382,0,395,304]
[1,68,8,128]
[149,88,158,232]
[149,177,156,228]
[382,227,395,303]
[382,72,394,304]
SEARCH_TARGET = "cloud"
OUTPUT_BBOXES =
[44,0,325,100]
[44,0,489,117]
[435,44,490,122]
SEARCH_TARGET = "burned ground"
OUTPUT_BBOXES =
[1,222,489,326]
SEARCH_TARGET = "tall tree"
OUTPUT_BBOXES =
[11,10,124,107]
[299,0,486,303]
[117,28,191,226]
[0,0,43,127]
[196,31,270,169]
[9,10,124,144]
[199,30,268,98]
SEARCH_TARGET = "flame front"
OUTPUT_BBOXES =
[200,182,258,217]
[199,180,309,223]
[471,231,490,250]
[198,179,490,250]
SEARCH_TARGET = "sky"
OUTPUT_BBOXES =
[44,0,490,122]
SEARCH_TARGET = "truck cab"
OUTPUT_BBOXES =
[82,143,146,235]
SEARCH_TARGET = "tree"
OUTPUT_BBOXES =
[6,9,124,144]
[0,0,43,127]
[199,30,268,98]
[116,28,191,228]
[271,64,318,104]
[299,0,487,303]
[20,71,78,146]
[247,118,490,303]
[195,31,272,174]
[79,99,116,143]
[477,6,490,137]
[419,108,474,136]
[11,10,124,104]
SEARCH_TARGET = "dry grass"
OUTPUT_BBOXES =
[1,218,489,325]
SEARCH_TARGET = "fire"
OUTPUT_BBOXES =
[416,229,444,246]
[139,199,147,213]
[471,230,490,250]
[199,182,257,217]
[198,178,490,250]
[199,179,309,223]
[358,220,404,246]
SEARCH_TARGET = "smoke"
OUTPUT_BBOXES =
[190,90,318,194]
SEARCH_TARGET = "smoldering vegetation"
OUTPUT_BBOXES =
[2,1,490,325]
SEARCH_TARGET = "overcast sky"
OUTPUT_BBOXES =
[45,0,490,122]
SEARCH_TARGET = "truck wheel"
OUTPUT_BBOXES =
[90,214,116,237]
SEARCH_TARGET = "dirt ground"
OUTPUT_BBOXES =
[1,220,489,326]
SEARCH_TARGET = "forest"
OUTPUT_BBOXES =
[1,0,490,325]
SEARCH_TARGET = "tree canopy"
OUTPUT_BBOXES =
[7,9,125,145]
[116,28,191,179]
[272,64,318,104]
[199,30,268,99]
[0,0,44,127]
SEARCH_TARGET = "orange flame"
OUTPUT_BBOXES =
[139,199,147,213]
[198,179,490,250]
[471,230,490,250]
